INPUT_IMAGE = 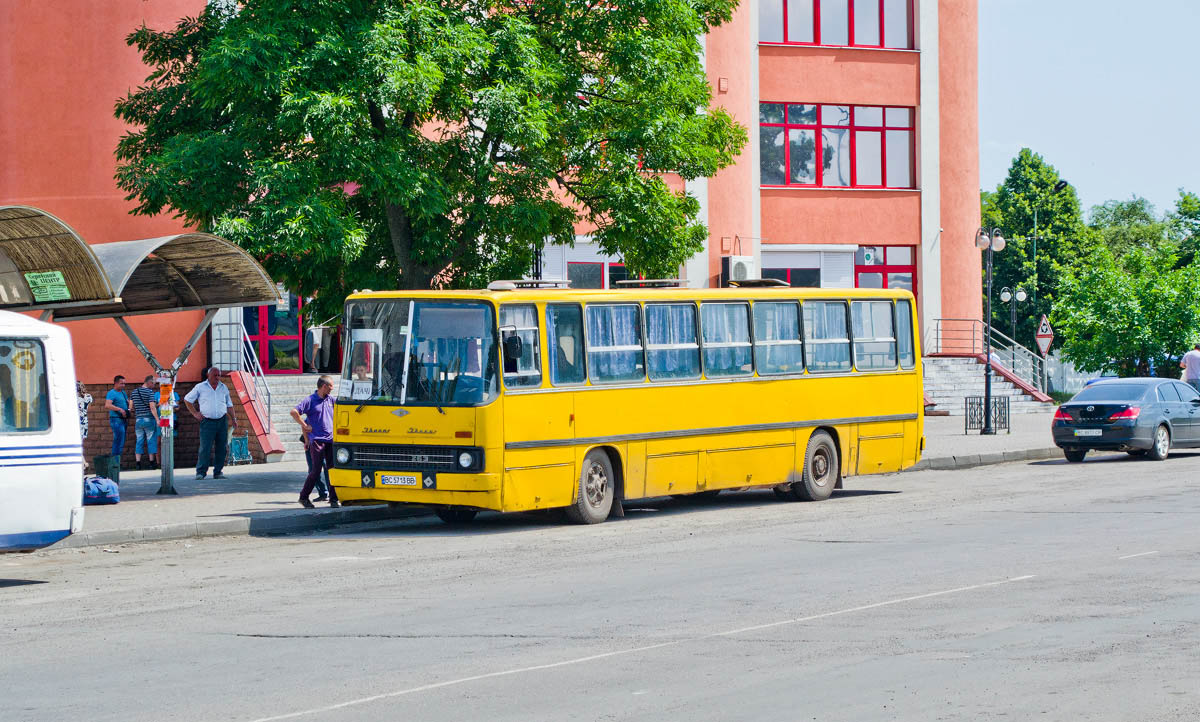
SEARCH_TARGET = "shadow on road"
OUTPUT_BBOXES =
[1031,450,1200,466]
[0,579,49,588]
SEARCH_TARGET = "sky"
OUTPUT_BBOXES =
[979,0,1200,218]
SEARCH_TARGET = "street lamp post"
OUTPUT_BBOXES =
[977,228,1006,435]
[999,286,1028,368]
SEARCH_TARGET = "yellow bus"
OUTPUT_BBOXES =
[330,282,923,524]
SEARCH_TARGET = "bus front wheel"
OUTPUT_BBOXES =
[566,450,615,524]
[792,431,838,502]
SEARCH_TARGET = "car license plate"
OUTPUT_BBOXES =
[1074,429,1102,437]
[380,474,419,487]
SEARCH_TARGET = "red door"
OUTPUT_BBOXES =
[243,294,304,375]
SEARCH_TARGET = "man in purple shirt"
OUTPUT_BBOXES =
[291,376,339,508]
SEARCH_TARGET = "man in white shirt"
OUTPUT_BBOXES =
[1181,344,1200,392]
[184,366,238,480]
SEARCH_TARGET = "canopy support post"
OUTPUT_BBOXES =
[38,310,53,322]
[114,309,218,496]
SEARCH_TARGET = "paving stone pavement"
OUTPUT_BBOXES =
[53,411,1061,550]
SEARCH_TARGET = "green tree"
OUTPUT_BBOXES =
[1167,189,1200,265]
[1053,243,1200,377]
[115,0,746,321]
[980,148,1091,350]
[1088,196,1167,258]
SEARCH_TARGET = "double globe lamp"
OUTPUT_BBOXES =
[976,228,1005,435]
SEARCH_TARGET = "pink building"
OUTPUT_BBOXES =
[1,0,979,385]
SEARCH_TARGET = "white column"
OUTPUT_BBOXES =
[917,0,942,350]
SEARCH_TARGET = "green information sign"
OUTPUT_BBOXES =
[24,271,71,302]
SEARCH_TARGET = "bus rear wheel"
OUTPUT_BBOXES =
[566,450,614,524]
[435,507,478,525]
[792,431,838,501]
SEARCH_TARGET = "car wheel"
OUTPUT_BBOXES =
[1147,425,1170,461]
[1063,448,1087,463]
[791,431,838,501]
[565,449,614,524]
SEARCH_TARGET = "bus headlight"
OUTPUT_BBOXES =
[336,447,351,465]
[458,452,473,469]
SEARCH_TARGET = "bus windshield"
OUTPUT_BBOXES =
[343,300,498,407]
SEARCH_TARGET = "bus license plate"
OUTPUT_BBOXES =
[1074,429,1102,437]
[380,474,419,487]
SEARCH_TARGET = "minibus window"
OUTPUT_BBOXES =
[645,304,700,381]
[586,304,645,383]
[896,299,915,369]
[752,302,804,375]
[803,302,852,372]
[499,305,542,389]
[0,339,51,433]
[702,303,753,377]
[547,304,587,385]
[851,300,898,370]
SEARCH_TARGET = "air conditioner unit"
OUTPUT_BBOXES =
[720,255,757,287]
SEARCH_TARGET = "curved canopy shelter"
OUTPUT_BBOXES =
[0,206,280,495]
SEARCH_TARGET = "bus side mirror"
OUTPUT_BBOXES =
[503,334,523,362]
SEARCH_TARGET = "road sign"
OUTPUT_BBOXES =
[1035,314,1054,357]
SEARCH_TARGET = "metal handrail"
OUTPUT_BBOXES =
[212,320,272,433]
[930,318,1046,392]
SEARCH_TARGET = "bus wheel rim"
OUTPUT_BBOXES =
[812,448,830,486]
[585,462,608,507]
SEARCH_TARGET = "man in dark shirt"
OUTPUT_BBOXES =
[103,375,129,460]
[129,374,160,470]
[291,376,338,509]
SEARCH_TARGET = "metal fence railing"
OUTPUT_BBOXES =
[930,318,1046,393]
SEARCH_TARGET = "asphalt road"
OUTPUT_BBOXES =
[4,450,1199,722]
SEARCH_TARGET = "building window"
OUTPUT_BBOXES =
[761,104,914,189]
[567,261,629,289]
[855,245,916,300]
[760,0,913,49]
[762,268,821,287]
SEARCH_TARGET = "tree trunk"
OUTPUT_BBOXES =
[384,202,433,290]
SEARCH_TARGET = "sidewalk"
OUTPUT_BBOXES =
[57,461,421,550]
[54,412,1060,550]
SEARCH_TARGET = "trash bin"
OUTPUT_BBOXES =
[92,454,120,484]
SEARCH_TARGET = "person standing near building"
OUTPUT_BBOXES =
[103,375,129,461]
[129,374,160,470]
[1181,343,1200,392]
[77,382,93,441]
[290,375,339,509]
[183,366,237,480]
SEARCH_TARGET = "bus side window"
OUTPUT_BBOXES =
[702,303,753,377]
[752,301,804,375]
[547,304,586,385]
[646,303,700,381]
[896,299,915,369]
[499,304,542,388]
[0,339,51,433]
[585,304,645,383]
[852,300,898,370]
[803,302,852,373]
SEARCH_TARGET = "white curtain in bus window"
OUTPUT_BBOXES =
[701,303,752,377]
[586,304,645,383]
[896,299,915,368]
[499,304,541,388]
[753,302,804,375]
[645,304,700,381]
[852,301,898,370]
[803,302,851,372]
[0,339,50,432]
[547,304,586,385]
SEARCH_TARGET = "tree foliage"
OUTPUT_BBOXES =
[980,148,1091,349]
[1088,196,1167,259]
[1053,243,1200,377]
[115,0,746,320]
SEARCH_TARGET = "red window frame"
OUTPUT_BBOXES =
[760,103,915,189]
[245,298,305,376]
[761,0,914,49]
[854,247,917,302]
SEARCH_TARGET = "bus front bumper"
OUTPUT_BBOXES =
[329,468,503,511]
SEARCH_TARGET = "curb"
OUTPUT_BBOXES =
[906,446,1061,472]
[54,504,429,550]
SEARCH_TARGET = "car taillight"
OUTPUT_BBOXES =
[1053,407,1071,422]
[1108,406,1141,421]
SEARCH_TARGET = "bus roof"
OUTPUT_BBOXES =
[345,286,915,304]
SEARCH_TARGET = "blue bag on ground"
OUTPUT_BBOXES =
[84,476,120,505]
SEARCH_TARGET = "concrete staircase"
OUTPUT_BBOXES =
[924,356,1057,416]
[262,374,332,460]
